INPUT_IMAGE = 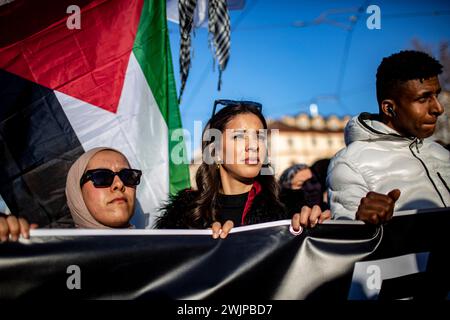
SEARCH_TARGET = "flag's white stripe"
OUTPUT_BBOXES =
[56,53,169,229]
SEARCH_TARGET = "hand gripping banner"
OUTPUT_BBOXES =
[0,209,448,299]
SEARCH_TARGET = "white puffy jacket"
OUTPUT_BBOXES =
[328,113,450,220]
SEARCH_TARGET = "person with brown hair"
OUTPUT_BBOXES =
[156,100,330,237]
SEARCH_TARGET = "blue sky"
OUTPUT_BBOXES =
[168,0,450,157]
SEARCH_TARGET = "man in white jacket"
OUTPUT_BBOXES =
[328,50,450,224]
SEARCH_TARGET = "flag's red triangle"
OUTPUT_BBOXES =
[0,0,144,113]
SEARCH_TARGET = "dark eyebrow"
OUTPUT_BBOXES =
[415,88,441,100]
[233,129,265,133]
[419,92,433,98]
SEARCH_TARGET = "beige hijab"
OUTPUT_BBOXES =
[66,147,125,229]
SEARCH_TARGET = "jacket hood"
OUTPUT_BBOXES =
[344,112,408,146]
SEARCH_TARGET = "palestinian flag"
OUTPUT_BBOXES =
[0,0,190,228]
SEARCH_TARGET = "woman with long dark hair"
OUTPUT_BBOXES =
[156,100,330,237]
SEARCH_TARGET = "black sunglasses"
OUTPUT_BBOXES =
[80,168,142,188]
[212,99,263,117]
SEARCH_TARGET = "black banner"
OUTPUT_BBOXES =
[0,209,449,300]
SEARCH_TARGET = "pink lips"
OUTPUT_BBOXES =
[109,197,127,204]
[244,157,259,164]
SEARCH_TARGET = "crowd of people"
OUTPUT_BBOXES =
[0,50,449,242]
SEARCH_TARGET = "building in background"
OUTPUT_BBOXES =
[267,113,350,177]
[188,89,450,187]
[188,113,350,187]
[268,90,450,177]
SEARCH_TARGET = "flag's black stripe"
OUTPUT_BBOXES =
[0,69,83,227]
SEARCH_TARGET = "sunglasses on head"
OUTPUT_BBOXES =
[80,168,142,188]
[212,99,263,117]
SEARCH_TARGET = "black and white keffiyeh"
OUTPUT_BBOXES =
[178,0,230,101]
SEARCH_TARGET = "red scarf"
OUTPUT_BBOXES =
[241,181,262,225]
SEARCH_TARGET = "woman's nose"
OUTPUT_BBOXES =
[245,135,259,151]
[110,175,125,192]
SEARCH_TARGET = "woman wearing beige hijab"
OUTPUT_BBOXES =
[66,147,142,229]
[1,147,142,240]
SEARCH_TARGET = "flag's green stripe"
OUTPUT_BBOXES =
[133,0,190,194]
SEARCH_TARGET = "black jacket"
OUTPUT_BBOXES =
[155,187,307,229]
